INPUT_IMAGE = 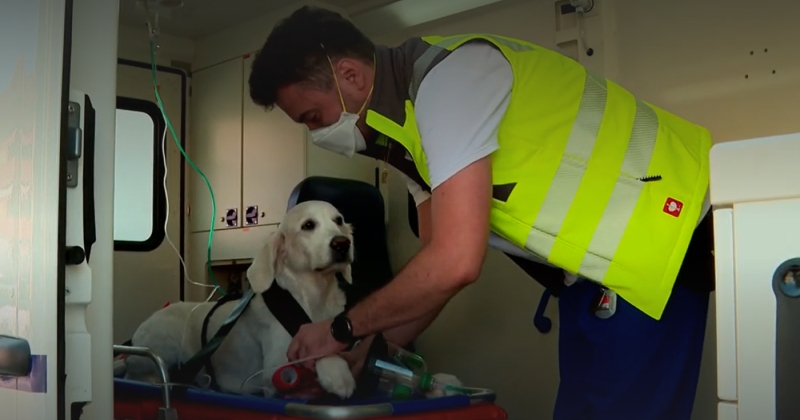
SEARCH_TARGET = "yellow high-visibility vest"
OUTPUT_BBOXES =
[365,34,711,320]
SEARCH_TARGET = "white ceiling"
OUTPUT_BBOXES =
[118,0,398,39]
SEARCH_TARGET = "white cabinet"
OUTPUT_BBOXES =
[189,58,244,233]
[188,224,278,268]
[188,54,307,288]
[189,55,307,234]
[187,53,389,289]
[241,54,307,227]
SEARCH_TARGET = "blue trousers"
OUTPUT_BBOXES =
[553,280,710,420]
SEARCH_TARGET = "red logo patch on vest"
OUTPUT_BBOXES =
[663,198,683,217]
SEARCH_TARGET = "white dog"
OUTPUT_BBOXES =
[124,200,357,399]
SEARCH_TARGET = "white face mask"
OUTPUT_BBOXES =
[309,112,366,158]
[309,53,374,158]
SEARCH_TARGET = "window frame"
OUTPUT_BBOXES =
[113,96,167,252]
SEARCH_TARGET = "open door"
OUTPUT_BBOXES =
[0,0,71,419]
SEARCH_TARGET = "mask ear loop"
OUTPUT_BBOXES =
[320,43,375,116]
[321,43,348,113]
[356,54,376,116]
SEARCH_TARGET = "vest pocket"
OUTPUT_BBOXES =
[585,174,647,261]
[492,183,517,202]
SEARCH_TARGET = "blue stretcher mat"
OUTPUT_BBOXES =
[114,378,497,418]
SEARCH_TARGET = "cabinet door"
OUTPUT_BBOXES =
[189,57,244,232]
[187,225,278,301]
[241,54,307,226]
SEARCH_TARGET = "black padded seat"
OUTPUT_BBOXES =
[287,176,394,308]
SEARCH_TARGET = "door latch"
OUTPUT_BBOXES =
[66,102,82,188]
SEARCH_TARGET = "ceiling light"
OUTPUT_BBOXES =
[352,0,507,37]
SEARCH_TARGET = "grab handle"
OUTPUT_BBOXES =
[0,335,31,377]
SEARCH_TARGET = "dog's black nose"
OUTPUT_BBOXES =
[330,236,351,262]
[330,236,351,252]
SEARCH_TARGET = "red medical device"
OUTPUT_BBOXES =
[271,364,317,393]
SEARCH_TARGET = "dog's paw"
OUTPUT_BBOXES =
[425,373,463,398]
[316,356,356,399]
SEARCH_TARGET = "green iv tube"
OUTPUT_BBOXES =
[147,39,225,296]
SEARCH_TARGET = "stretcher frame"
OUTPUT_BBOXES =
[113,345,502,420]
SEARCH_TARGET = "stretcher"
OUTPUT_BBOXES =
[112,345,507,420]
[113,377,508,420]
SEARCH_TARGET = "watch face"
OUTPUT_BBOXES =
[332,315,353,343]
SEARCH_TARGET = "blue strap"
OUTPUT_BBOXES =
[533,290,553,334]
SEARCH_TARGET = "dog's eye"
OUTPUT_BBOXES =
[301,220,316,231]
[334,216,343,226]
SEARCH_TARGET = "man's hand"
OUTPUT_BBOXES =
[339,334,377,378]
[287,320,349,370]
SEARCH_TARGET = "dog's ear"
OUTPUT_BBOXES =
[247,231,285,293]
[341,264,353,284]
[342,222,354,284]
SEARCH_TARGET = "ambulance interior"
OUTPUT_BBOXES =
[4,0,800,419]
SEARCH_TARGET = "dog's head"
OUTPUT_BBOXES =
[247,200,354,293]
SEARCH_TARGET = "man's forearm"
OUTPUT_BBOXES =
[346,245,471,338]
[382,302,446,347]
[374,198,439,347]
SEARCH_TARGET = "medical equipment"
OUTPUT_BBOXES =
[141,0,225,296]
[710,132,800,420]
[238,352,342,396]
[361,334,427,399]
[271,365,317,394]
[160,122,219,299]
[358,334,481,400]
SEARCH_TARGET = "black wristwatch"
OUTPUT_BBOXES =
[330,312,356,345]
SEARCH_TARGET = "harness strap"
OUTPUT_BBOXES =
[262,280,312,336]
[335,272,353,311]
[200,291,245,347]
[170,289,256,386]
[199,290,244,387]
[170,279,317,391]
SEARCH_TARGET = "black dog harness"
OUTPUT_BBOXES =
[169,274,351,390]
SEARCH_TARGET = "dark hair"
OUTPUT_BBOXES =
[248,6,375,109]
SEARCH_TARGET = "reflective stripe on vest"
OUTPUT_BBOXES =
[366,34,711,320]
[527,71,660,285]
